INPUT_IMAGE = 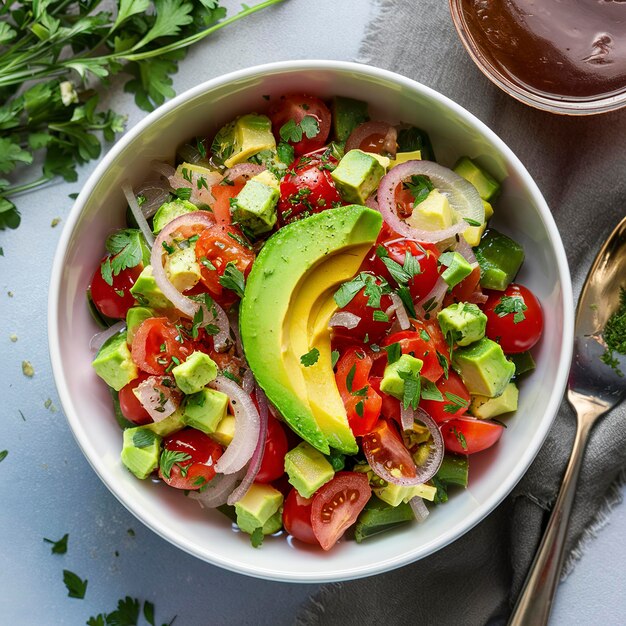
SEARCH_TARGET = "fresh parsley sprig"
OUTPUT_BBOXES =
[0,0,283,230]
[494,294,528,324]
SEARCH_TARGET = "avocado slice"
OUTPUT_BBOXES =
[240,205,382,455]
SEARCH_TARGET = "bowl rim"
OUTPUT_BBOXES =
[48,59,574,582]
[448,0,626,116]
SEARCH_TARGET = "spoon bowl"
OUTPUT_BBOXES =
[510,215,626,626]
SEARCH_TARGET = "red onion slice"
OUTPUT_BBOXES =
[455,235,477,265]
[376,161,484,242]
[90,321,126,352]
[390,292,411,330]
[168,168,222,208]
[224,163,265,182]
[226,386,269,505]
[188,468,245,508]
[122,181,155,248]
[345,121,398,157]
[135,176,172,219]
[468,291,489,305]
[133,375,179,422]
[409,496,430,523]
[242,368,255,394]
[400,403,416,431]
[151,161,176,178]
[151,211,215,317]
[211,375,260,474]
[329,312,361,330]
[415,276,448,319]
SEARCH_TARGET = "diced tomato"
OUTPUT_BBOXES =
[443,265,482,308]
[282,488,318,546]
[361,419,417,481]
[118,373,153,425]
[310,472,370,551]
[419,370,471,424]
[210,183,244,224]
[255,414,289,484]
[335,347,381,437]
[90,255,142,319]
[483,284,544,353]
[131,317,195,375]
[441,416,504,454]
[268,94,331,156]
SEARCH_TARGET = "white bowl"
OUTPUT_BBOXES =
[48,60,573,582]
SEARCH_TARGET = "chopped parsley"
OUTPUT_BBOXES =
[405,174,434,207]
[384,342,401,364]
[444,392,470,413]
[300,348,320,367]
[101,229,144,286]
[494,294,528,324]
[396,285,417,318]
[436,350,450,379]
[331,350,340,368]
[228,231,252,250]
[346,363,357,392]
[376,245,421,284]
[279,115,320,143]
[420,379,443,402]
[159,450,191,480]
[452,426,468,450]
[334,273,387,309]
[277,141,295,165]
[43,533,68,554]
[0,450,7,463]
[601,287,626,376]
[173,187,192,201]
[398,368,421,409]
[218,262,246,298]
[132,429,157,449]
[63,569,88,599]
[250,527,264,548]
[355,400,365,417]
[373,310,389,322]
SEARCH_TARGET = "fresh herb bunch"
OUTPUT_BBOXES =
[0,0,282,230]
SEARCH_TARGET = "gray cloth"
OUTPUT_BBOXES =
[298,1,626,624]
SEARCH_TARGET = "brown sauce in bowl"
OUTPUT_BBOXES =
[460,0,626,100]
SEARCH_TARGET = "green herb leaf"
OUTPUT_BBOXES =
[250,527,264,548]
[279,119,301,143]
[105,229,144,276]
[346,363,356,392]
[384,342,401,364]
[218,262,246,298]
[494,294,528,324]
[106,596,140,626]
[334,274,365,308]
[405,175,434,207]
[43,533,68,554]
[174,186,192,201]
[159,450,192,480]
[373,310,389,322]
[300,347,320,367]
[63,569,88,599]
[0,450,7,463]
[452,426,468,450]
[277,141,295,165]
[144,600,156,626]
[132,429,157,448]
[299,115,320,139]
[331,350,340,368]
[420,379,443,402]
[398,368,421,410]
[395,286,417,318]
[444,392,469,413]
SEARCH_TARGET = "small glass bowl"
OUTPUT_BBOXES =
[449,0,626,115]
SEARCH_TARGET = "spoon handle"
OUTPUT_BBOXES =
[508,412,594,626]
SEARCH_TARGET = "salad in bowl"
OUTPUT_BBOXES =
[88,92,544,552]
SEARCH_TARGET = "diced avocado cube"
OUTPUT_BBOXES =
[470,382,519,419]
[332,96,369,142]
[373,482,437,507]
[438,302,487,347]
[92,331,138,391]
[453,156,500,202]
[510,350,536,377]
[463,201,494,246]
[121,427,162,479]
[183,388,229,434]
[390,150,422,167]
[152,199,197,234]
[331,149,387,204]
[172,351,218,395]
[380,354,423,400]
[407,189,455,232]
[234,483,283,534]
[231,180,279,236]
[223,114,276,168]
[354,496,414,543]
[141,408,186,437]
[260,508,283,535]
[474,229,524,291]
[209,413,235,446]
[164,244,202,292]
[439,251,474,289]
[452,337,515,397]
[284,442,335,498]
[130,265,172,310]
[251,170,280,190]
[126,306,154,344]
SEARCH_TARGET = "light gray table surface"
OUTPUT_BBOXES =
[1,1,625,624]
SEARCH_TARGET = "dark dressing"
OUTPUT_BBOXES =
[460,0,626,99]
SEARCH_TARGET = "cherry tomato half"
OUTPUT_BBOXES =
[90,255,142,319]
[361,419,417,481]
[159,428,223,489]
[118,373,153,425]
[419,370,471,424]
[483,284,544,353]
[194,224,255,303]
[210,183,244,224]
[335,347,382,437]
[277,154,342,224]
[282,488,318,546]
[268,94,331,156]
[131,317,195,375]
[441,416,504,455]
[311,471,371,551]
[255,414,289,484]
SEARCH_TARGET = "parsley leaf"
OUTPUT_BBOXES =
[277,141,295,165]
[143,600,156,626]
[346,363,357,392]
[300,348,320,367]
[300,115,320,139]
[44,533,68,555]
[436,350,450,379]
[279,116,320,143]
[218,262,246,298]
[384,342,401,364]
[331,350,340,369]
[396,286,417,318]
[373,310,389,322]
[105,229,144,277]
[250,527,264,548]
[444,392,470,413]
[405,175,434,207]
[494,294,528,324]
[398,368,421,409]
[63,569,88,599]
[376,245,421,285]
[132,429,157,448]
[420,379,443,402]
[452,426,468,450]
[105,595,140,626]
[334,274,365,308]
[0,450,7,463]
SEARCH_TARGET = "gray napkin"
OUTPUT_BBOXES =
[298,1,626,624]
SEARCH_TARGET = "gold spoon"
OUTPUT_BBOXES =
[509,215,626,625]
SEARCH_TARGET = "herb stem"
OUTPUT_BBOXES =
[5,176,53,196]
